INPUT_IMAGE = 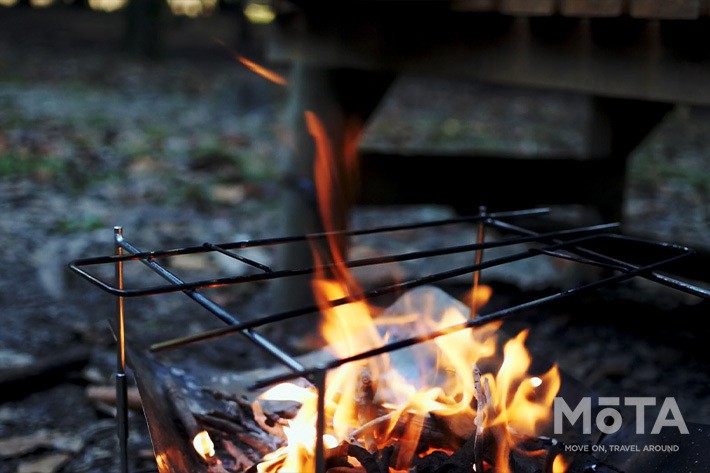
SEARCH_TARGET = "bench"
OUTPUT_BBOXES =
[262,0,710,298]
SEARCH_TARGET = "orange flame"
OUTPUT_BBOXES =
[477,330,562,473]
[553,453,570,473]
[236,55,288,86]
[213,37,288,86]
[484,330,561,437]
[253,110,562,472]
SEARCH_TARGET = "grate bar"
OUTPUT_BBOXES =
[68,222,620,297]
[69,209,547,268]
[149,226,625,353]
[249,241,694,391]
[490,219,710,299]
[113,231,305,374]
[203,242,274,273]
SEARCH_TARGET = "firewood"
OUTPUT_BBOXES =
[430,409,477,440]
[346,443,382,473]
[203,387,254,410]
[323,441,390,473]
[353,366,385,451]
[251,399,287,440]
[348,411,397,446]
[325,441,352,461]
[163,374,204,441]
[431,432,477,472]
[537,434,564,473]
[354,366,378,433]
[349,408,463,455]
[474,368,513,472]
[195,413,282,455]
[222,438,256,471]
[207,462,232,473]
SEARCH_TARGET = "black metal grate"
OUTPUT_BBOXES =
[67,207,710,473]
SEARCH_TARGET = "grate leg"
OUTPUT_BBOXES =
[114,226,129,473]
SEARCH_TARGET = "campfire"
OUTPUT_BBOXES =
[69,88,709,472]
[69,202,709,473]
[248,285,562,473]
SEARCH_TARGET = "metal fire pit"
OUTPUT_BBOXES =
[68,207,710,473]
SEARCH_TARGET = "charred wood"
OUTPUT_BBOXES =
[195,413,282,456]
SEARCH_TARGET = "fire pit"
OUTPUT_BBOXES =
[68,206,710,473]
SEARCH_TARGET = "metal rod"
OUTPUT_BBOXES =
[203,243,273,273]
[470,205,487,318]
[114,227,129,473]
[114,236,305,373]
[69,223,620,297]
[250,244,693,391]
[489,219,710,299]
[149,228,633,353]
[313,368,327,473]
[75,208,552,266]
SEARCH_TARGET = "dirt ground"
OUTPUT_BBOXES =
[1,5,709,473]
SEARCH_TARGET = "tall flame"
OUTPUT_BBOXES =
[253,110,562,472]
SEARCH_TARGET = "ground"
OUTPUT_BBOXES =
[0,5,709,473]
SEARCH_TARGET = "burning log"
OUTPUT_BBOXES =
[194,379,563,473]
[472,365,515,472]
[354,366,378,428]
[349,409,463,453]
[183,285,567,472]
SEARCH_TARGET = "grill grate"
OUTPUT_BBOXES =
[67,207,710,473]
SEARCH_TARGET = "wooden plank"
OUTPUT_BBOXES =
[499,0,556,16]
[630,0,700,19]
[268,9,710,106]
[560,0,624,17]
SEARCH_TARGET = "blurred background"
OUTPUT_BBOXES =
[1,1,709,472]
